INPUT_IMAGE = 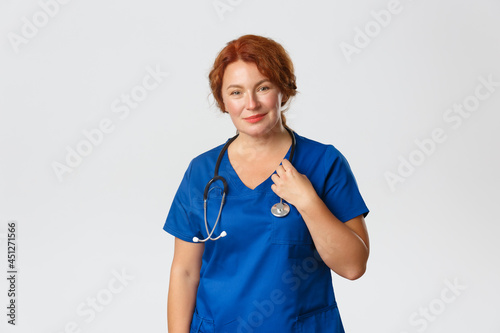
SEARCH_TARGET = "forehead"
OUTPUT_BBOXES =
[222,60,269,86]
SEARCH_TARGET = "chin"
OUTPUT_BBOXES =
[238,124,273,137]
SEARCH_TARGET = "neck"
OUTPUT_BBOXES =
[232,125,291,159]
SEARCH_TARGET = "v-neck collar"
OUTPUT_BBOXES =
[222,142,293,195]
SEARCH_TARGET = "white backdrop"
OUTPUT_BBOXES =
[1,0,499,332]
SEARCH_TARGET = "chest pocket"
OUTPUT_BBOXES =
[268,195,313,245]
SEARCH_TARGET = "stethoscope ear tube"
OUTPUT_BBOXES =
[286,126,296,164]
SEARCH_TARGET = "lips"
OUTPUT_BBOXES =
[244,113,266,123]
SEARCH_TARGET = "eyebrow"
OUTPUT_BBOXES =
[226,79,270,90]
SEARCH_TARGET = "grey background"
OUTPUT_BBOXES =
[1,0,499,332]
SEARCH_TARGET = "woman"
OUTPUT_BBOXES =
[164,35,369,333]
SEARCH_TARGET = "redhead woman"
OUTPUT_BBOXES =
[164,34,369,333]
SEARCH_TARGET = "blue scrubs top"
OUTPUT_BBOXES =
[164,133,369,333]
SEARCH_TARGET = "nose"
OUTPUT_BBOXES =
[245,91,260,110]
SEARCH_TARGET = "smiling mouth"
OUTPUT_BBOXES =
[244,113,266,120]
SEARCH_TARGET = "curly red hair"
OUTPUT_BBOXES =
[209,35,297,126]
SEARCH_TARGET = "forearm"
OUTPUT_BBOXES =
[297,195,369,280]
[167,267,199,333]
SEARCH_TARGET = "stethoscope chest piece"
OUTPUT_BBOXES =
[196,127,296,241]
[271,202,290,218]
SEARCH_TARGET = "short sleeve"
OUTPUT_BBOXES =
[322,146,369,223]
[163,161,200,242]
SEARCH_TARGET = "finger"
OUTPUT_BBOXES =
[281,159,294,172]
[275,164,286,177]
[271,173,280,184]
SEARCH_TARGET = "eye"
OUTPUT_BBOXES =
[258,86,270,92]
[229,90,241,96]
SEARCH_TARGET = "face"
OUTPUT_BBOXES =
[221,60,284,138]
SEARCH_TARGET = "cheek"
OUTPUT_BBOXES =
[223,98,243,114]
[265,94,282,110]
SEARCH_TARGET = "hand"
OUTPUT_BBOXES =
[270,159,318,211]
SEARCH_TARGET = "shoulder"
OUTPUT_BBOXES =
[177,140,229,193]
[184,138,234,179]
[294,132,344,163]
[191,142,226,166]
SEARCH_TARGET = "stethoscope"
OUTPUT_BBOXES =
[193,127,296,243]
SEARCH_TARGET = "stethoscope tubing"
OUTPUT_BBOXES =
[194,128,296,242]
